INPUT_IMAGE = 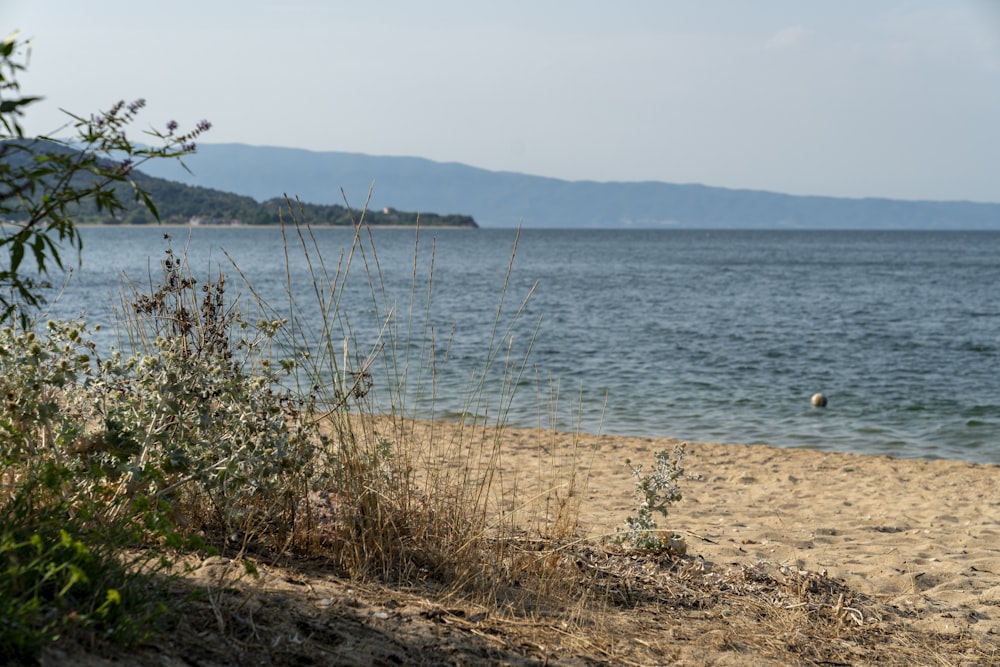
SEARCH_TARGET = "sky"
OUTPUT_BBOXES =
[5,1,1000,203]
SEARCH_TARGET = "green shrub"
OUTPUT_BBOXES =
[0,488,163,661]
[0,409,168,661]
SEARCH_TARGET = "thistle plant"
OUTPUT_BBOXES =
[105,240,320,545]
[0,319,94,464]
[616,444,686,552]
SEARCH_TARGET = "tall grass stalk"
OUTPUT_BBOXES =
[216,199,573,600]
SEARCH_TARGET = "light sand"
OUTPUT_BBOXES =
[492,426,1000,639]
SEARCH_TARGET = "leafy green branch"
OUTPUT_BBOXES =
[0,30,211,324]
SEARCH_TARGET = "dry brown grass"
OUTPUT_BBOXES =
[38,543,997,666]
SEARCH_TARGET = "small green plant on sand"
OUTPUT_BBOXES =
[616,444,687,553]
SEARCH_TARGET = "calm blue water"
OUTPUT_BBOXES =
[42,226,1000,464]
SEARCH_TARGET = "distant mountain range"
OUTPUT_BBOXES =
[137,143,1000,230]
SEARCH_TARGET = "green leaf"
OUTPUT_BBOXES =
[138,189,160,221]
[40,235,65,271]
[10,241,24,273]
[0,96,43,113]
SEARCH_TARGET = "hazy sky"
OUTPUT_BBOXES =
[6,1,1000,202]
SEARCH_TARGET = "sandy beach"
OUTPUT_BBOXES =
[559,431,1000,638]
[355,419,1000,663]
[41,422,1000,666]
[482,423,1000,662]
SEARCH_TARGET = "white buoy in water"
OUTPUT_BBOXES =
[811,393,828,408]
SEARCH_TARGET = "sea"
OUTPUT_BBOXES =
[39,226,1000,465]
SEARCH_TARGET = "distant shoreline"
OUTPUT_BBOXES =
[75,222,478,230]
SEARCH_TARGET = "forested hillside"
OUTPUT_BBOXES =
[0,139,477,227]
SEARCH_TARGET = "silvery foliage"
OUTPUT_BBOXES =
[616,444,686,551]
